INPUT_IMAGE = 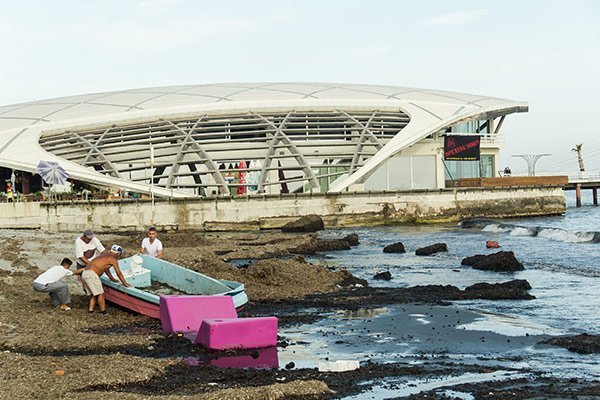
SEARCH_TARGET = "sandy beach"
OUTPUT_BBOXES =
[0,228,598,400]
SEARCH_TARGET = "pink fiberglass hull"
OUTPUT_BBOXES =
[103,285,160,319]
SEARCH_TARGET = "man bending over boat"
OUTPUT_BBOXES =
[32,258,84,311]
[82,244,131,314]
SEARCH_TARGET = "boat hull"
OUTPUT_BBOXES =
[103,285,160,318]
[100,255,248,318]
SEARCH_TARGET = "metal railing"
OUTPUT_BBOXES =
[509,171,600,183]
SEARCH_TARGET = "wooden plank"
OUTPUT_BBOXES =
[457,176,568,187]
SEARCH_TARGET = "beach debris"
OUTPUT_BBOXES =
[342,233,360,246]
[539,333,600,354]
[462,251,524,271]
[486,240,500,248]
[285,362,295,369]
[53,370,65,376]
[415,243,448,256]
[373,271,392,281]
[383,242,406,253]
[318,360,360,372]
[281,215,324,232]
[195,317,278,350]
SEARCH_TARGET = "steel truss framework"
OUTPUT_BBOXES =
[39,109,410,195]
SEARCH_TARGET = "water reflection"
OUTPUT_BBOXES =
[336,307,389,319]
[184,346,279,369]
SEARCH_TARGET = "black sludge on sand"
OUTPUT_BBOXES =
[373,271,392,281]
[383,242,406,253]
[462,250,525,271]
[415,243,448,256]
[281,215,324,233]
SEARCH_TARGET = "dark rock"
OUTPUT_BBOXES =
[290,236,351,254]
[338,270,369,287]
[462,251,524,271]
[281,215,324,233]
[342,233,359,246]
[373,271,392,281]
[285,362,295,369]
[459,218,498,229]
[539,333,600,354]
[415,243,448,256]
[464,279,534,300]
[383,242,406,253]
[315,239,352,252]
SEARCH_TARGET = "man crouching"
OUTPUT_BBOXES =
[82,244,131,314]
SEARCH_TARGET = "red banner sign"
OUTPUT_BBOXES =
[444,135,481,161]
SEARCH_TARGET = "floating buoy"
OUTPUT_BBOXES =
[486,240,500,248]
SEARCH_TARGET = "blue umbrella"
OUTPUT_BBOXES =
[36,160,69,185]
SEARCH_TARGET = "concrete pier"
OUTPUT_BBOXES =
[0,186,566,232]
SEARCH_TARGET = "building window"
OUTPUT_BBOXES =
[444,155,495,184]
[450,120,489,134]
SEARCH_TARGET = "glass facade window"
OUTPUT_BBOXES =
[316,161,350,192]
[449,120,489,134]
[364,155,437,191]
[444,155,495,182]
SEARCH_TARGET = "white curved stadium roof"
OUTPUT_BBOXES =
[0,82,527,196]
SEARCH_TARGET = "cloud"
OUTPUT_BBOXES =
[352,43,391,57]
[424,9,491,26]
[95,17,262,49]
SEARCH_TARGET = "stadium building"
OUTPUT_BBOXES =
[0,83,527,198]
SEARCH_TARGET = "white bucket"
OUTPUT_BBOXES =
[130,255,144,273]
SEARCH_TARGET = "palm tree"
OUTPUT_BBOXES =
[572,143,585,172]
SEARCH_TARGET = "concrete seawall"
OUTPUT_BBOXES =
[0,187,566,232]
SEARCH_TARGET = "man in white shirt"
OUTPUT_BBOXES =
[139,226,163,258]
[75,229,105,268]
[32,258,84,311]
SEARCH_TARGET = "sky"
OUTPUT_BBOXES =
[1,0,599,173]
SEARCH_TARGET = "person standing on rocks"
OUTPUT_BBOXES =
[139,226,163,258]
[82,245,131,314]
[32,258,84,311]
[75,229,105,269]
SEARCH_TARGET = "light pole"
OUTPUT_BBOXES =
[150,145,155,215]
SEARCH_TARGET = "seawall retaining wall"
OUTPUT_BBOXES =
[0,187,566,232]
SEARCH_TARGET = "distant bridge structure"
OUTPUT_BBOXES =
[524,171,600,207]
[564,171,600,207]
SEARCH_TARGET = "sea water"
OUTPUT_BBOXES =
[280,190,599,387]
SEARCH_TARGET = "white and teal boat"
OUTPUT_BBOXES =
[101,255,248,318]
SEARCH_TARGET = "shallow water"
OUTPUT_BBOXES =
[279,191,600,396]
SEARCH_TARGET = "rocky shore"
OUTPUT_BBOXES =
[0,227,598,399]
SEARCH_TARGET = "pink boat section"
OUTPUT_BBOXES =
[159,295,278,350]
[104,285,160,319]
